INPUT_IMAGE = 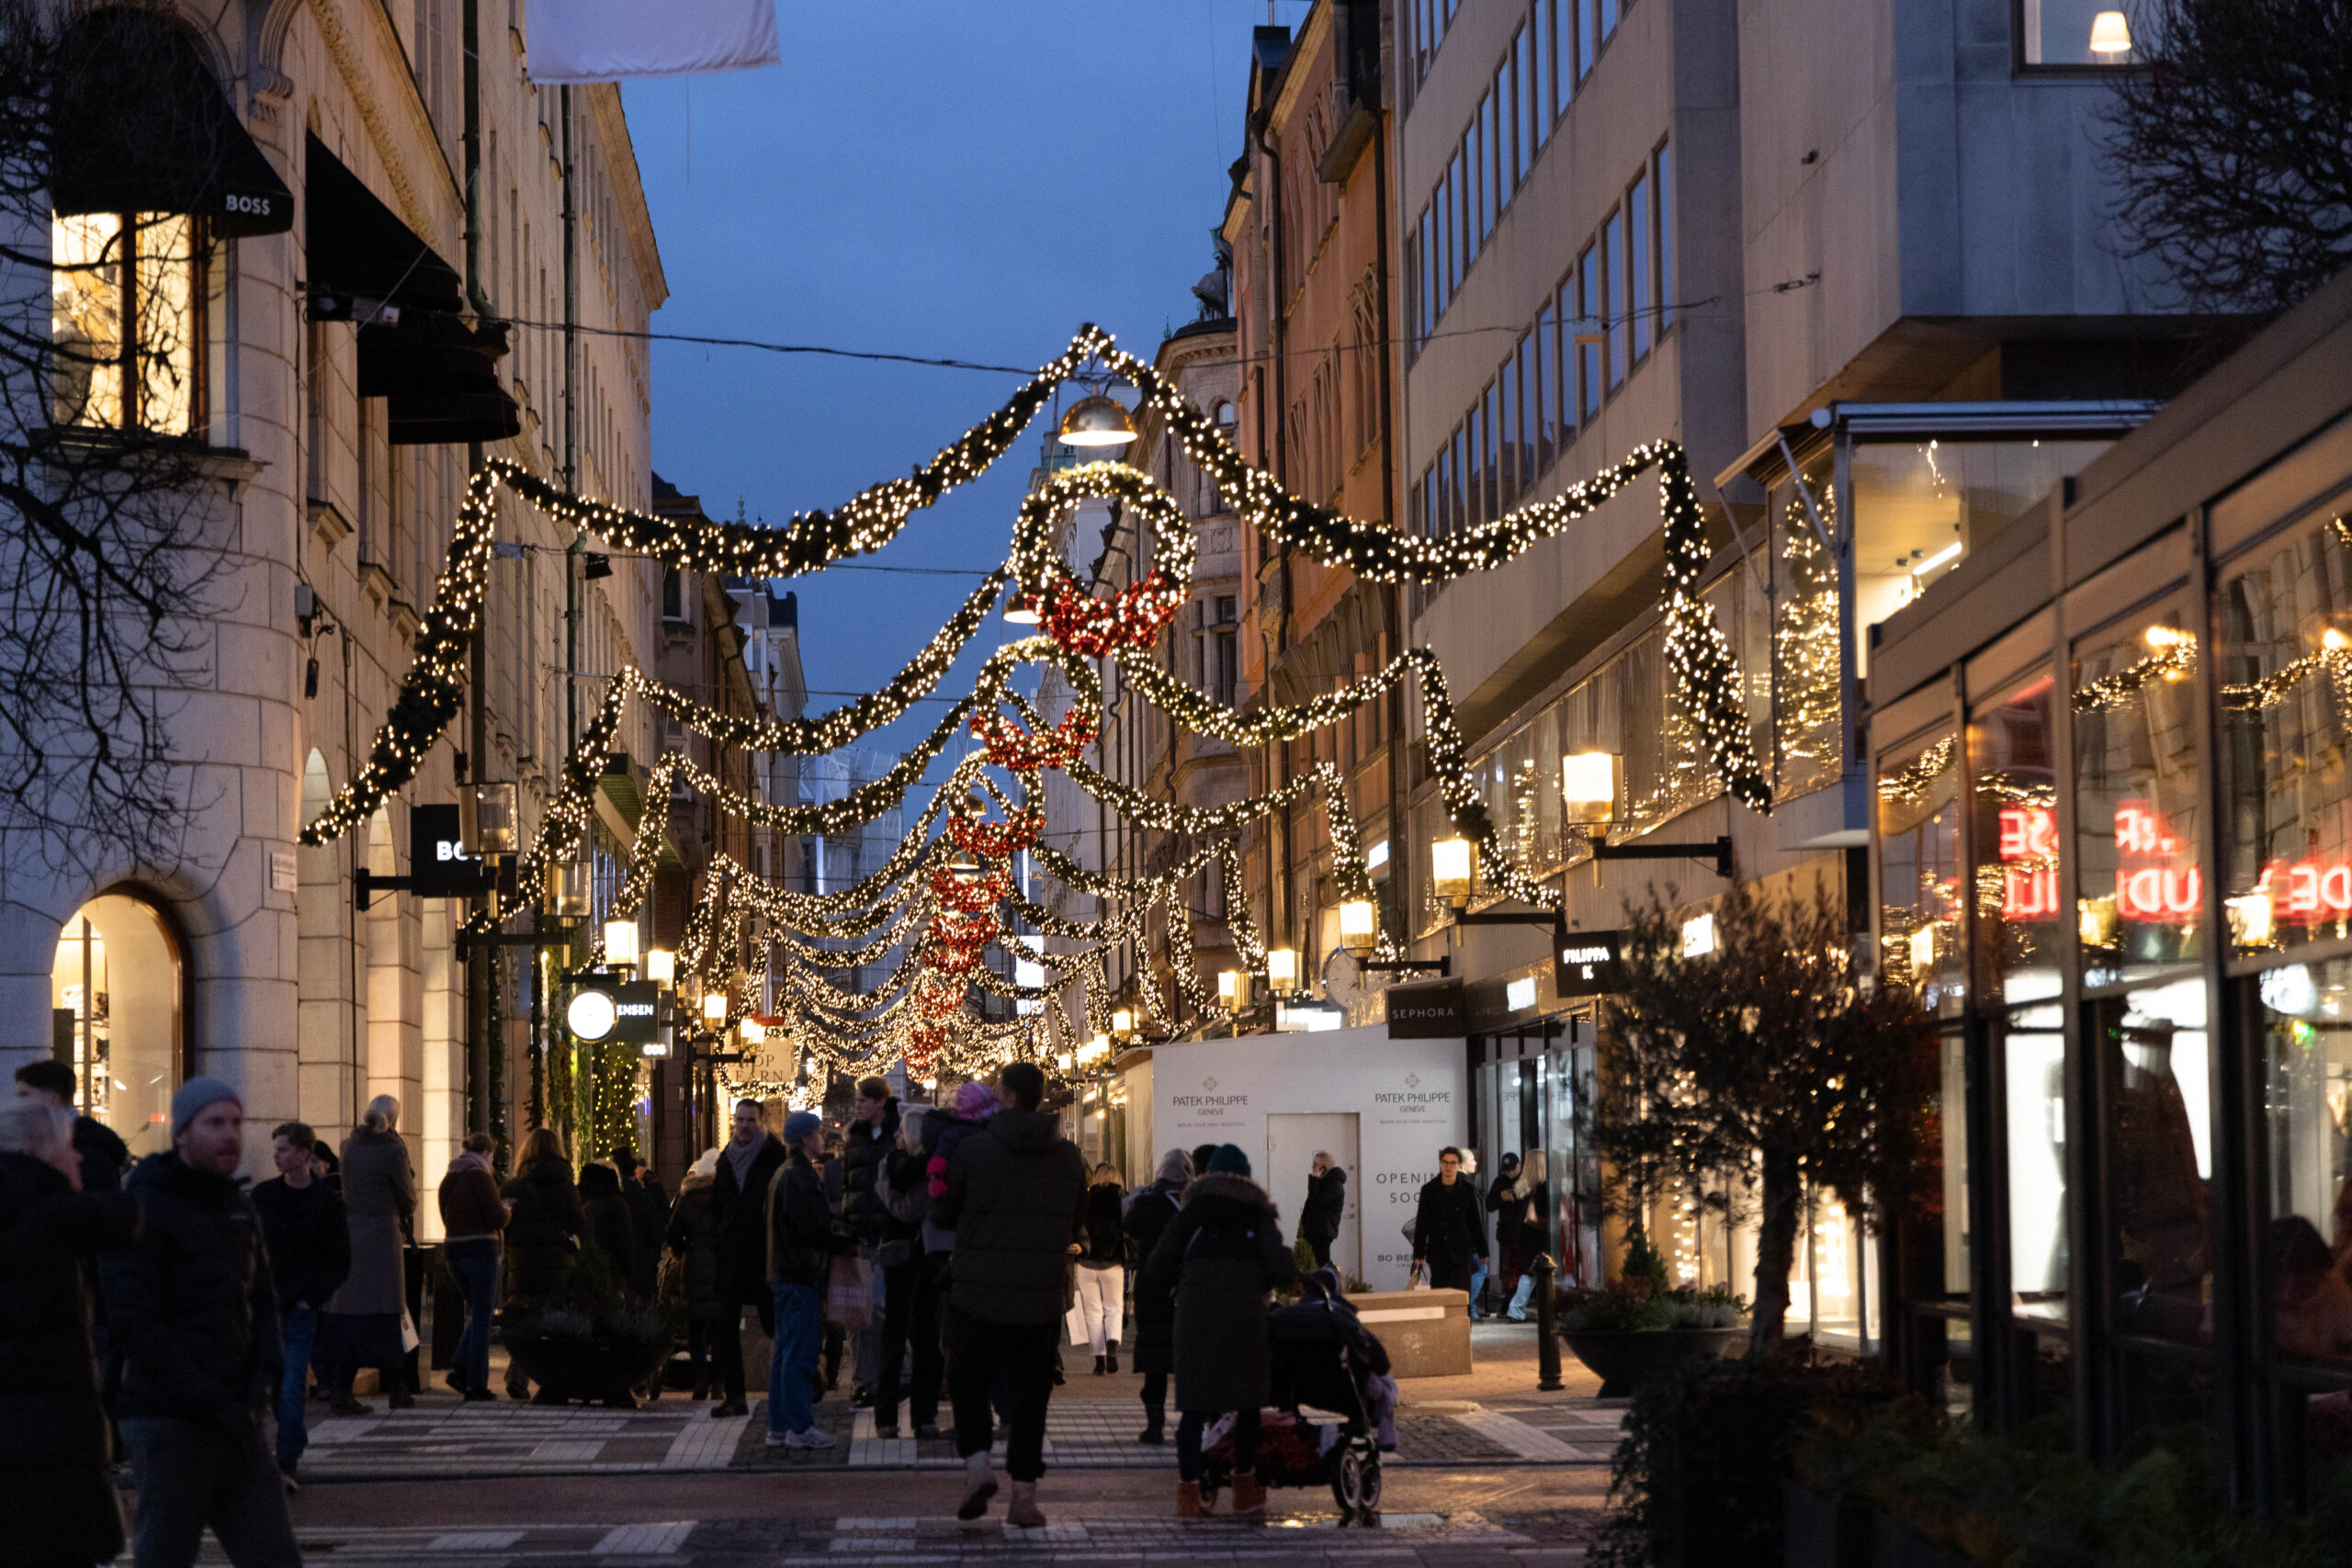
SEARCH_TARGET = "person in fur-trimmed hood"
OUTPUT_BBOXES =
[1140,1144,1296,1518]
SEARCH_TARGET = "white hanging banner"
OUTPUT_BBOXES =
[526,0,779,83]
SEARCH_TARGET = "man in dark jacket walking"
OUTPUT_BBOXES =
[1409,1145,1487,1295]
[839,1076,899,1404]
[249,1121,349,1481]
[103,1077,301,1568]
[764,1111,837,1450]
[708,1099,785,1417]
[1299,1151,1346,1271]
[932,1062,1086,1529]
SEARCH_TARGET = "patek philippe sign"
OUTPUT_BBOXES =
[1554,929,1624,998]
[1385,977,1466,1037]
[410,804,493,897]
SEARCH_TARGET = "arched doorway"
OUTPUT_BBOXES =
[50,889,187,1160]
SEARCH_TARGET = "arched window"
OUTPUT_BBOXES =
[50,888,188,1159]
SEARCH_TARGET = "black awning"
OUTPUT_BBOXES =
[304,133,464,314]
[52,10,292,238]
[306,135,516,446]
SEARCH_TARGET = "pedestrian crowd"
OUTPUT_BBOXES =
[4,1055,1444,1562]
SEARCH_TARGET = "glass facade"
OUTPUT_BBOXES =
[1871,412,2352,1500]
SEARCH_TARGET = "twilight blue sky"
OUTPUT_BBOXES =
[622,3,1300,773]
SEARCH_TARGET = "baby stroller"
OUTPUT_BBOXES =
[1196,1269,1394,1524]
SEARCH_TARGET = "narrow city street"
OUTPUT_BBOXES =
[269,1329,1613,1567]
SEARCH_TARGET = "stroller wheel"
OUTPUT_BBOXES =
[1332,1444,1383,1521]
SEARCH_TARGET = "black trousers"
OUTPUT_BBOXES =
[1427,1256,1475,1294]
[874,1254,944,1428]
[1176,1408,1260,1483]
[1140,1368,1169,1429]
[710,1287,776,1404]
[947,1310,1057,1482]
[1306,1235,1333,1270]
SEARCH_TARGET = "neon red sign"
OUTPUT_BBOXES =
[2112,800,2199,924]
[2273,860,2352,919]
[1997,805,2058,920]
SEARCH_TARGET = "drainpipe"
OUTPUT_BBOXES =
[1252,103,1291,964]
[462,0,492,1137]
[1371,85,1406,950]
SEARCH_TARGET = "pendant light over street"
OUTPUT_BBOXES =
[1056,392,1137,447]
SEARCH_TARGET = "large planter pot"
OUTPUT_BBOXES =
[503,1334,670,1407]
[1559,1325,1746,1397]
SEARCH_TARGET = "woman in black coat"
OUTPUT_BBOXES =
[501,1127,582,1399]
[0,1098,138,1568]
[580,1163,644,1299]
[1122,1147,1192,1444]
[1142,1145,1295,1518]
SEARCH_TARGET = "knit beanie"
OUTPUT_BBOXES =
[954,1081,998,1120]
[1207,1144,1251,1178]
[782,1111,821,1144]
[171,1076,243,1137]
[1156,1146,1193,1185]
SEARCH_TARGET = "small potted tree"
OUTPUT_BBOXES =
[1581,873,1935,1367]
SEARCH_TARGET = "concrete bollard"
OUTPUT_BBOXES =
[1532,1252,1563,1392]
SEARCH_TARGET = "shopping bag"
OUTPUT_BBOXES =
[826,1253,875,1328]
[399,1305,421,1353]
[1407,1260,1430,1291]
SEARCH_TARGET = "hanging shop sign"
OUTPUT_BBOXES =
[410,804,494,898]
[1553,929,1623,998]
[1386,977,1466,1038]
[565,979,662,1044]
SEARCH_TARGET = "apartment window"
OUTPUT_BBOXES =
[1542,0,1568,120]
[1628,170,1653,363]
[1481,379,1500,523]
[1576,0,1595,79]
[1532,303,1556,473]
[1463,397,1482,528]
[1470,108,1487,249]
[2018,0,2146,66]
[1551,282,1576,445]
[1492,64,1511,212]
[51,213,201,434]
[1445,154,1463,294]
[1577,243,1602,419]
[1602,209,1626,389]
[1513,26,1535,183]
[1497,367,1518,512]
[1512,331,1536,498]
[1449,424,1466,534]
[1208,594,1238,706]
[662,567,686,623]
[1656,141,1675,330]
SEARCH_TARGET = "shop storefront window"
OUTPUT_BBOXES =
[49,892,184,1159]
[2003,1001,2070,1324]
[1851,440,2109,670]
[2217,508,2352,957]
[2256,956,2352,1369]
[1773,446,1843,802]
[2074,608,2203,987]
[1973,674,2062,1005]
[2093,980,2213,1345]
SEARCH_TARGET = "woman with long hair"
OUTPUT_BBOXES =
[1071,1161,1127,1374]
[501,1125,582,1400]
[322,1095,418,1414]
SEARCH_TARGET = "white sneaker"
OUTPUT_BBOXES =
[763,1430,792,1448]
[786,1427,836,1450]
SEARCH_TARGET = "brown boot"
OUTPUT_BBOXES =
[1230,1470,1265,1515]
[1007,1480,1046,1529]
[1176,1481,1204,1519]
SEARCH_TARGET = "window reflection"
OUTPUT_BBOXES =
[2074,613,2203,986]
[2217,508,2352,956]
[1972,674,2061,1005]
[50,212,198,434]
[1772,446,1842,802]
[1877,732,1961,1015]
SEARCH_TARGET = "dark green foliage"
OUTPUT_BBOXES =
[1594,1351,1901,1568]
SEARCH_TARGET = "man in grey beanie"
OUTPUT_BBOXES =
[102,1076,300,1568]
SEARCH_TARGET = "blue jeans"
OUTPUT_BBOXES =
[275,1305,316,1472]
[1469,1259,1488,1317]
[767,1281,824,1437]
[124,1416,301,1568]
[446,1241,501,1390]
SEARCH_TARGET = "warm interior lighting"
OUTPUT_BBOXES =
[702,989,729,1024]
[2228,893,2274,946]
[643,948,674,987]
[1910,541,1963,578]
[2143,624,2185,649]
[1431,836,1476,908]
[1338,898,1377,953]
[1680,912,1716,957]
[1561,751,1620,828]
[2325,627,2349,652]
[1057,392,1138,447]
[2088,10,2132,54]
[1908,924,1936,973]
[602,919,639,966]
[1267,947,1300,991]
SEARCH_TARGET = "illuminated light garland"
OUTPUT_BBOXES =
[973,709,1096,772]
